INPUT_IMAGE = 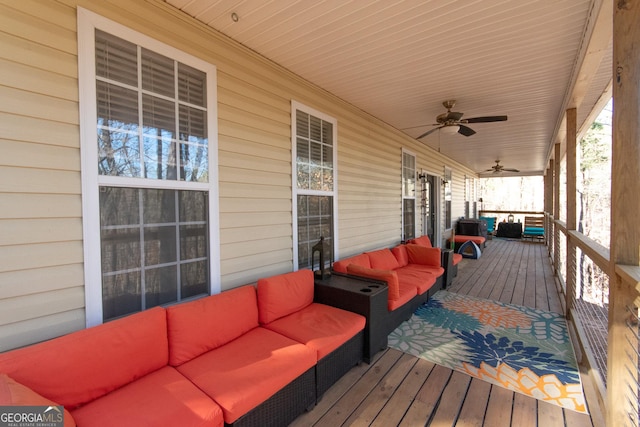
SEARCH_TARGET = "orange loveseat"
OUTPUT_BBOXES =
[0,270,365,427]
[332,245,444,336]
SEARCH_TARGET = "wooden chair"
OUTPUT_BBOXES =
[523,216,545,242]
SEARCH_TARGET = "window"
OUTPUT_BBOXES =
[402,150,416,241]
[444,167,452,229]
[78,9,220,326]
[292,102,337,270]
[464,176,470,218]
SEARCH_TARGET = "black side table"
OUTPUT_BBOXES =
[496,222,523,238]
[314,273,388,363]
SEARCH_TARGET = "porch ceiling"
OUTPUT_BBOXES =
[164,0,612,176]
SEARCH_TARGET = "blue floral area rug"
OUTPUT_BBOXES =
[388,290,587,413]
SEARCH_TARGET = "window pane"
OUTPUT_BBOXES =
[97,81,139,129]
[178,63,206,107]
[179,105,207,145]
[142,48,174,97]
[297,163,310,190]
[102,271,141,320]
[100,228,141,273]
[98,128,141,177]
[296,110,309,138]
[180,191,207,222]
[100,187,139,226]
[144,226,177,265]
[143,189,176,224]
[95,30,137,86]
[181,260,208,298]
[310,116,322,142]
[180,224,207,260]
[143,136,177,180]
[322,121,332,145]
[143,94,175,136]
[322,144,333,169]
[180,143,208,182]
[145,266,177,308]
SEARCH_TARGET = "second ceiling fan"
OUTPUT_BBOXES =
[417,100,507,139]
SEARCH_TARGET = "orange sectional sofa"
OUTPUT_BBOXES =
[0,270,365,427]
[332,245,444,335]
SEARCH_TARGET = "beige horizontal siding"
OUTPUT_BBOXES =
[0,0,479,350]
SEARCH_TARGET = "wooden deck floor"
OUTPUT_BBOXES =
[291,238,602,427]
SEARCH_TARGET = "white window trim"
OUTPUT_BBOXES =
[291,100,339,270]
[78,8,220,327]
[402,148,417,240]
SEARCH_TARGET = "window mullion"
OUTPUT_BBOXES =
[138,188,147,311]
[136,45,146,180]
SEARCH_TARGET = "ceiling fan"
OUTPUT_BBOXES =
[485,160,520,173]
[416,100,507,139]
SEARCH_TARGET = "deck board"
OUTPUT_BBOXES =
[294,238,598,426]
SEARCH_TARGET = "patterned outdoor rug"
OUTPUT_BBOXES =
[388,290,587,413]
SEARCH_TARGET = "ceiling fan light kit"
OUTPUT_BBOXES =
[416,100,507,139]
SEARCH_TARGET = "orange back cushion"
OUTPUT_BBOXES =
[346,264,400,301]
[406,244,441,267]
[167,285,259,366]
[257,270,314,324]
[413,236,433,248]
[366,248,400,270]
[332,253,371,273]
[391,245,409,267]
[0,374,76,427]
[0,307,168,409]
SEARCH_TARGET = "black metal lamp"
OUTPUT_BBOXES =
[312,236,331,279]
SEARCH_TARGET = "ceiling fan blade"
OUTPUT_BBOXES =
[458,125,476,137]
[504,168,520,172]
[446,111,464,121]
[464,115,508,123]
[417,126,442,139]
[484,169,494,172]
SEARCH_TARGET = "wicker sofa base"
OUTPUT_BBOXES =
[316,330,364,400]
[227,366,316,427]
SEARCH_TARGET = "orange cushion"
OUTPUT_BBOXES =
[395,268,436,295]
[406,244,442,268]
[411,236,433,248]
[452,253,463,265]
[0,307,168,409]
[391,245,409,267]
[366,248,400,270]
[332,253,371,273]
[405,263,445,278]
[71,367,223,427]
[166,285,259,366]
[450,235,486,244]
[0,374,76,427]
[388,281,417,311]
[264,303,365,359]
[177,327,316,424]
[346,264,400,301]
[257,270,314,324]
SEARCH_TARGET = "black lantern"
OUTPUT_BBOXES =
[312,236,331,280]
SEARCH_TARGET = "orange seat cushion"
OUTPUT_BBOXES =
[366,248,400,270]
[405,263,445,278]
[0,307,168,409]
[452,253,463,265]
[346,264,400,301]
[177,327,316,424]
[71,367,223,427]
[449,235,486,245]
[257,270,314,324]
[264,303,365,359]
[332,253,371,273]
[0,374,76,427]
[167,285,259,366]
[395,267,436,295]
[406,244,442,268]
[388,281,418,311]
